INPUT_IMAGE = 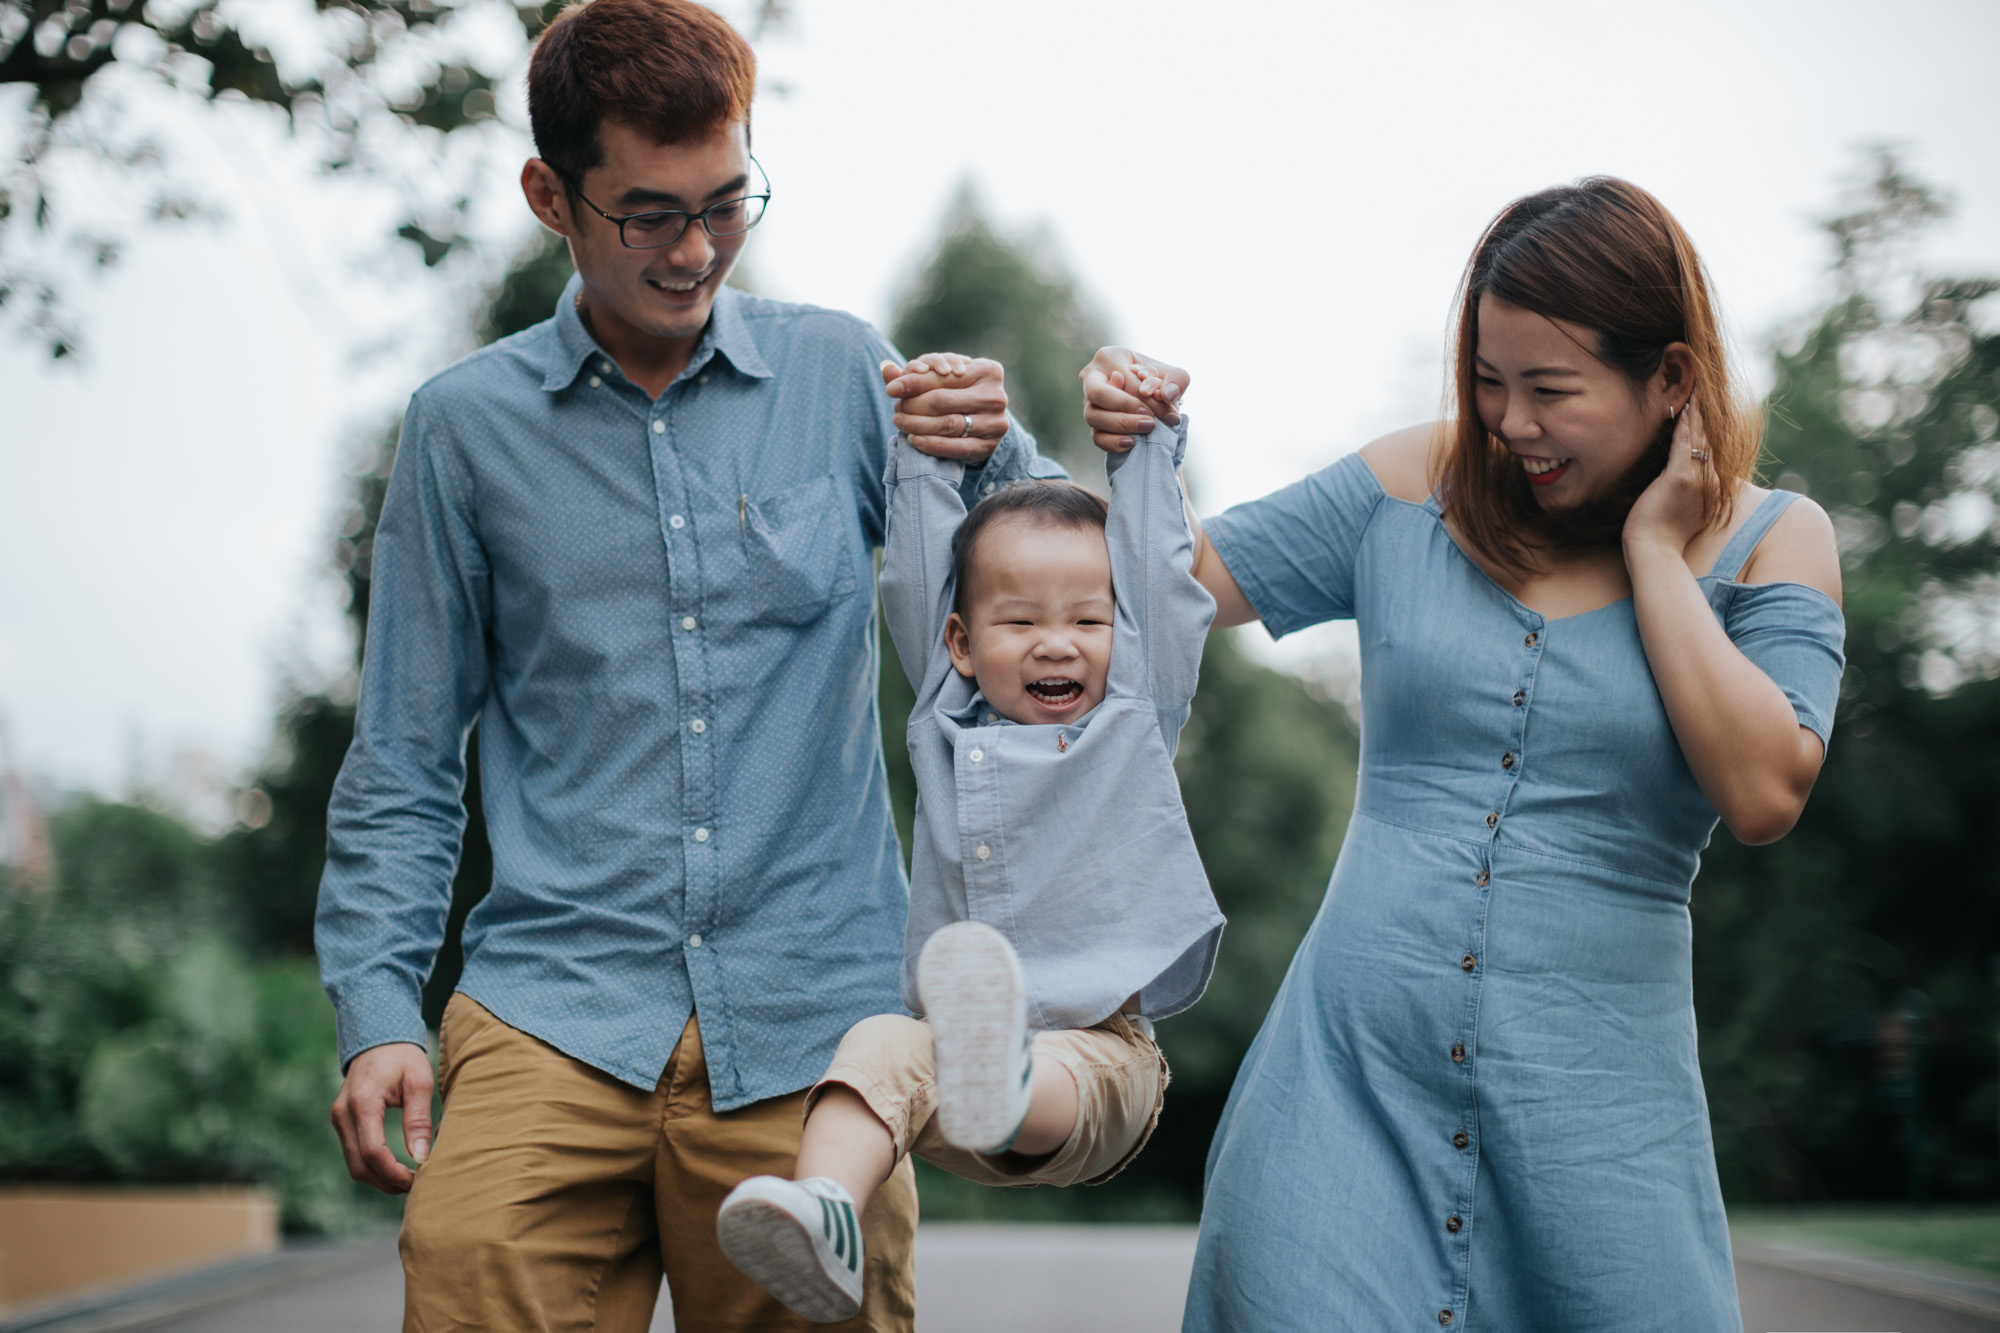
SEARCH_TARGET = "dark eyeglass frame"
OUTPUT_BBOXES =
[559,156,772,250]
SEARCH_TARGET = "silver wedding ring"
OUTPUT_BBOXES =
[959,413,972,438]
[1690,448,1708,461]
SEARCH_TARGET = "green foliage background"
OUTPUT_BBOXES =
[4,153,1997,1233]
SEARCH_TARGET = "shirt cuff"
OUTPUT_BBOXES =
[332,979,431,1073]
[963,415,1064,503]
[891,432,966,485]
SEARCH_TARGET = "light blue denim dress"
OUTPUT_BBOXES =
[1186,453,1845,1332]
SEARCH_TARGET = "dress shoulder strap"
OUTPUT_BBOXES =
[1707,489,1800,582]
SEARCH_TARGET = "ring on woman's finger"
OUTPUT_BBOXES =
[1690,448,1708,461]
[958,413,973,438]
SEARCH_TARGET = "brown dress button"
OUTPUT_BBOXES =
[1447,1214,1463,1233]
[1462,954,1476,972]
[1440,1310,1454,1326]
[1500,751,1514,770]
[1453,1130,1470,1149]
[1512,688,1526,707]
[1475,870,1490,887]
[1486,812,1497,828]
[1524,631,1538,647]
[1451,1042,1466,1063]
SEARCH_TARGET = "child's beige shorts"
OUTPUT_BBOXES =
[806,1012,1168,1188]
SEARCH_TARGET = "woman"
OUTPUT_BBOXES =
[1082,178,1845,1331]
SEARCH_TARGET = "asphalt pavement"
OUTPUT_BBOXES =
[8,1224,1995,1332]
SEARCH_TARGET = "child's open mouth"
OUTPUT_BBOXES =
[1024,677,1084,708]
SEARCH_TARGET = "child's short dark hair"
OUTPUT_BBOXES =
[950,480,1110,616]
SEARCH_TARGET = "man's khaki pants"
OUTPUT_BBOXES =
[400,995,917,1333]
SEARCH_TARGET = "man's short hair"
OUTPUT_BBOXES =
[951,480,1111,616]
[528,0,756,183]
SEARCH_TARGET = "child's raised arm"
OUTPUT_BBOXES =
[878,430,969,699]
[1103,417,1216,751]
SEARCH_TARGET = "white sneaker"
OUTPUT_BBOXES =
[918,920,1034,1153]
[716,1175,865,1323]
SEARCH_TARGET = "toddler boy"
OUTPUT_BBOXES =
[715,413,1223,1322]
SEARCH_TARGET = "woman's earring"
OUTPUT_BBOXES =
[1668,404,1679,420]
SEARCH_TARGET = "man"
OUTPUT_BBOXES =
[316,2,1057,1327]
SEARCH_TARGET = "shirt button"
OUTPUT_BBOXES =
[1440,1311,1454,1326]
[1475,870,1490,887]
[969,748,984,762]
[652,420,666,434]
[983,712,997,724]
[1454,1130,1470,1149]
[1446,1215,1463,1234]
[698,373,709,385]
[688,934,702,947]
[588,375,602,388]
[1512,689,1526,707]
[1451,1042,1466,1063]
[975,844,991,860]
[1485,812,1497,828]
[599,360,612,374]
[690,719,706,734]
[982,482,996,495]
[1524,631,1538,647]
[669,515,686,529]
[1462,954,1476,973]
[681,616,697,631]
[693,827,710,842]
[1500,751,1514,770]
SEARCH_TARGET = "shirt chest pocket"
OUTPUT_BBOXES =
[739,473,860,625]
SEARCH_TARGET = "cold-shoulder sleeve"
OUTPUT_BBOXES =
[1718,580,1847,747]
[1202,450,1387,638]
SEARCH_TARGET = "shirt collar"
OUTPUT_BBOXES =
[540,273,773,392]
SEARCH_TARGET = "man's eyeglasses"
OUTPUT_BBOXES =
[561,157,771,250]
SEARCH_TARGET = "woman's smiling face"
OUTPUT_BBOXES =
[1472,295,1681,513]
[943,517,1114,727]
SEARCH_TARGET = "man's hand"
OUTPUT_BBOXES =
[331,1041,435,1194]
[882,353,1008,463]
[1081,346,1188,453]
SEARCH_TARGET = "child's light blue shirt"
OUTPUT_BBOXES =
[879,418,1225,1030]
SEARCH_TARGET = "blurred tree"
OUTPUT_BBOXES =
[1693,148,2000,1205]
[890,185,1111,481]
[0,799,398,1232]
[0,0,788,355]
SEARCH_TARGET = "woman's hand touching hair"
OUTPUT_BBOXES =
[1623,394,1713,559]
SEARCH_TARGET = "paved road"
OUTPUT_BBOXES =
[30,1226,1996,1332]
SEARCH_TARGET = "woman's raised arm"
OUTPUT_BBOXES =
[1625,400,1844,845]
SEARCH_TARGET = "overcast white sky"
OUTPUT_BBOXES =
[3,0,1998,798]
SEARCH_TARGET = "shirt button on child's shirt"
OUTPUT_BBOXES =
[976,845,991,860]
[969,748,984,762]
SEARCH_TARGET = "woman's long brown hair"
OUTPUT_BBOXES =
[1436,177,1759,576]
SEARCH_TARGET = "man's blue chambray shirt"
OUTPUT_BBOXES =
[315,276,1059,1109]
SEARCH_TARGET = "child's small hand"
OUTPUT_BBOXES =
[882,354,1009,463]
[1080,346,1188,452]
